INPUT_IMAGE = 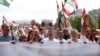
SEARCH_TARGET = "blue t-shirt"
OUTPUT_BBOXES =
[0,34,18,42]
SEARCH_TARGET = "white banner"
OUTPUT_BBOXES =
[0,42,100,56]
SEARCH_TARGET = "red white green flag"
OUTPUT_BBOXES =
[12,20,19,34]
[81,9,89,26]
[62,2,71,17]
[0,0,10,7]
[66,0,78,9]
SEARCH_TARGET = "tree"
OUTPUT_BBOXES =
[69,16,82,32]
[92,19,99,29]
[69,15,98,32]
[31,20,36,25]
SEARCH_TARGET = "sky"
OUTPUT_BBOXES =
[0,0,100,24]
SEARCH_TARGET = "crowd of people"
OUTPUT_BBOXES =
[0,23,100,45]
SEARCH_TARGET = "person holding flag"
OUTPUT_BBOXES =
[80,9,95,43]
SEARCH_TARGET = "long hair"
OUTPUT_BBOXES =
[27,30,33,42]
[27,30,38,42]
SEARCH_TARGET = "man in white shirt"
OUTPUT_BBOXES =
[80,26,95,43]
[41,27,58,44]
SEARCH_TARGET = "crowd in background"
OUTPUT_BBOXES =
[0,23,100,45]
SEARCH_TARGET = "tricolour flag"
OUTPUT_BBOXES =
[66,0,78,9]
[12,20,19,35]
[62,2,71,17]
[81,9,89,26]
[73,0,78,9]
[0,0,10,7]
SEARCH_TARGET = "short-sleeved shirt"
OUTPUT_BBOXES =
[0,34,18,42]
[41,38,59,44]
[80,35,96,43]
[66,39,83,44]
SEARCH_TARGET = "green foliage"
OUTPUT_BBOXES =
[87,15,93,27]
[36,22,40,28]
[69,16,82,32]
[96,18,100,29]
[92,19,99,29]
[87,15,99,29]
[31,20,36,25]
[98,19,100,29]
[69,15,99,32]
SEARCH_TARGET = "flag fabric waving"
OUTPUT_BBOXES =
[66,0,73,7]
[0,0,10,7]
[12,20,26,36]
[66,0,78,9]
[73,0,78,9]
[62,2,71,17]
[81,9,89,26]
[12,20,19,35]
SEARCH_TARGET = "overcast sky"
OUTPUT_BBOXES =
[0,0,100,24]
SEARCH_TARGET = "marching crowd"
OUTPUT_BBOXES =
[0,23,100,45]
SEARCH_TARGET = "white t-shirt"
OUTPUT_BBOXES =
[80,35,96,43]
[58,39,66,43]
[39,34,45,39]
[41,38,59,44]
[66,39,83,44]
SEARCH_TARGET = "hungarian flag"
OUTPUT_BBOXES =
[66,0,78,9]
[12,20,19,35]
[0,0,10,7]
[12,20,19,30]
[81,9,89,26]
[62,2,71,17]
[2,16,9,25]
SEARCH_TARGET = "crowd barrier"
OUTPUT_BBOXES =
[0,42,100,56]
